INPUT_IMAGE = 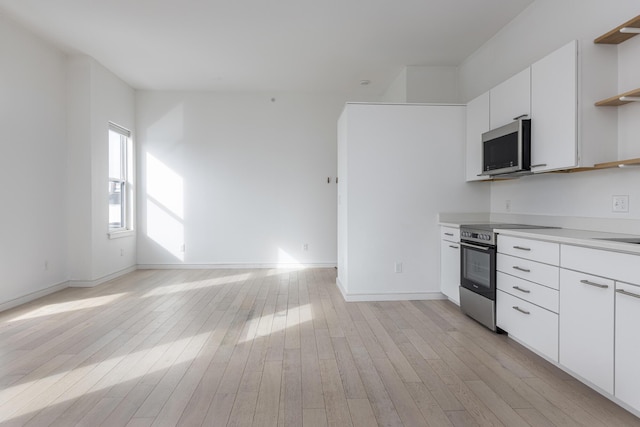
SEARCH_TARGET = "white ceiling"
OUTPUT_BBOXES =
[0,0,535,94]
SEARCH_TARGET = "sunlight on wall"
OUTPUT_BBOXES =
[146,153,184,218]
[10,293,127,321]
[277,248,305,269]
[146,153,184,261]
[146,199,185,261]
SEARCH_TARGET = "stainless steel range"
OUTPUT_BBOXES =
[458,223,556,331]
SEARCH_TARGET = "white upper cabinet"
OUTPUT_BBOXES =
[530,40,578,173]
[465,92,490,181]
[490,68,531,129]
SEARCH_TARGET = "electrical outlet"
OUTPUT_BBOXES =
[303,243,309,251]
[505,200,512,212]
[394,262,403,273]
[612,195,629,213]
[44,260,48,270]
[179,244,186,252]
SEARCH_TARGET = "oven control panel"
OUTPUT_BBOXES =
[460,228,496,246]
[461,231,492,241]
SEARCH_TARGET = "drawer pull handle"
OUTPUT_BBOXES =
[580,279,608,289]
[531,164,547,168]
[449,245,459,249]
[616,289,640,299]
[513,306,530,315]
[444,232,454,236]
[513,246,531,251]
[513,266,531,273]
[512,286,531,294]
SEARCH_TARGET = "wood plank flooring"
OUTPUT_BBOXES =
[0,268,638,426]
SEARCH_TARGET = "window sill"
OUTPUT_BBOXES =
[108,229,135,240]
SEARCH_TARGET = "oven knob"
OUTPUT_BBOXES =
[483,234,490,240]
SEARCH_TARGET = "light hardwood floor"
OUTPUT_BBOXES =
[0,268,638,426]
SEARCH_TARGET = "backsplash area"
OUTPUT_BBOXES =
[489,167,640,234]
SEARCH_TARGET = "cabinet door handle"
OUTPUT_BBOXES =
[513,246,531,251]
[513,266,531,273]
[512,286,531,294]
[616,289,640,299]
[449,245,459,249]
[530,164,547,168]
[444,233,454,236]
[580,279,608,289]
[513,306,530,315]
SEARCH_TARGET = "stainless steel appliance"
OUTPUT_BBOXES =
[459,223,555,331]
[481,118,531,177]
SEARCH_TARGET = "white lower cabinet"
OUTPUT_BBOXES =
[440,227,460,304]
[497,290,558,362]
[494,236,640,415]
[559,269,614,394]
[615,281,640,412]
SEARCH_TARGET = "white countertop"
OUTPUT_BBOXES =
[495,228,640,256]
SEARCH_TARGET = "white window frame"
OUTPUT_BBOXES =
[108,122,134,238]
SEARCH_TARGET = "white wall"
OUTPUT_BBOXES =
[406,66,460,103]
[338,104,491,299]
[0,14,68,306]
[381,69,408,103]
[67,56,137,284]
[136,91,349,267]
[459,0,640,225]
[381,66,460,103]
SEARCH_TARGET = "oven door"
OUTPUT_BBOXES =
[460,241,496,300]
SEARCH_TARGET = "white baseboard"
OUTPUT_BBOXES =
[335,277,447,302]
[0,281,68,313]
[137,263,337,270]
[68,266,138,288]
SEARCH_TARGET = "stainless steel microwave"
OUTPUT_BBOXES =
[481,119,531,176]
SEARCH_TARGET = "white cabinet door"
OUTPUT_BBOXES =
[465,92,490,181]
[559,269,614,394]
[490,68,531,129]
[615,282,640,412]
[530,40,578,173]
[497,290,558,362]
[440,238,460,305]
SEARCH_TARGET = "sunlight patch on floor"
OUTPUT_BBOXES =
[9,293,128,322]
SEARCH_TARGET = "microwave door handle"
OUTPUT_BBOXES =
[460,242,491,251]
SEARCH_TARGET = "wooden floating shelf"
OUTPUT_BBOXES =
[595,87,640,106]
[594,15,640,44]
[594,157,640,169]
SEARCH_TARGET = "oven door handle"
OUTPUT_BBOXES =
[460,242,491,251]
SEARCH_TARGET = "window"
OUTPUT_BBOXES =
[108,123,132,233]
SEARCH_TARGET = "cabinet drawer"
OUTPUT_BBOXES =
[498,235,559,265]
[497,272,559,313]
[497,290,559,362]
[561,245,640,284]
[497,254,559,289]
[441,227,460,242]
